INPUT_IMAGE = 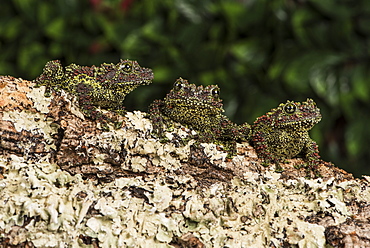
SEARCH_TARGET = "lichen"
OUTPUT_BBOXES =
[1,147,367,247]
[0,77,367,247]
[26,86,51,114]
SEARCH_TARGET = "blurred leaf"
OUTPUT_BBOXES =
[352,65,370,101]
[309,0,351,18]
[345,121,364,157]
[152,66,173,83]
[292,9,313,47]
[284,54,314,92]
[37,2,54,24]
[13,0,36,21]
[0,61,13,76]
[18,43,43,73]
[141,19,169,45]
[1,19,22,40]
[220,1,246,28]
[45,17,65,40]
[308,53,344,104]
[175,0,202,23]
[230,40,264,66]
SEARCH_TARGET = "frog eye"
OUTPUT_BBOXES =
[121,62,132,73]
[211,88,219,98]
[173,80,183,91]
[284,102,297,114]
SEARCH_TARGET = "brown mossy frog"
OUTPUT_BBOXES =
[34,59,154,122]
[251,98,322,174]
[149,78,250,157]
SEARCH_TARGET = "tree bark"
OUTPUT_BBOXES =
[0,76,368,247]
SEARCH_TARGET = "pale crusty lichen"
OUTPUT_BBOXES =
[1,146,369,247]
[1,77,369,247]
[2,110,57,146]
[26,85,52,114]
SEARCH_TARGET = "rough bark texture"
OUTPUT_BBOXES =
[0,76,369,247]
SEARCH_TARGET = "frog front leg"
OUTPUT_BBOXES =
[301,138,322,177]
[252,130,285,172]
[148,100,171,141]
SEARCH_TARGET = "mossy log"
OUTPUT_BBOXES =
[0,76,369,247]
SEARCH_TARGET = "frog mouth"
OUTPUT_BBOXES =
[115,78,153,86]
[105,68,154,86]
[170,98,223,113]
[278,116,321,130]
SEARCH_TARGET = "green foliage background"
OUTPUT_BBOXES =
[1,0,370,176]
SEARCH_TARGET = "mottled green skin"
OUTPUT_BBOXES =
[251,98,322,173]
[34,59,153,121]
[149,78,250,157]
